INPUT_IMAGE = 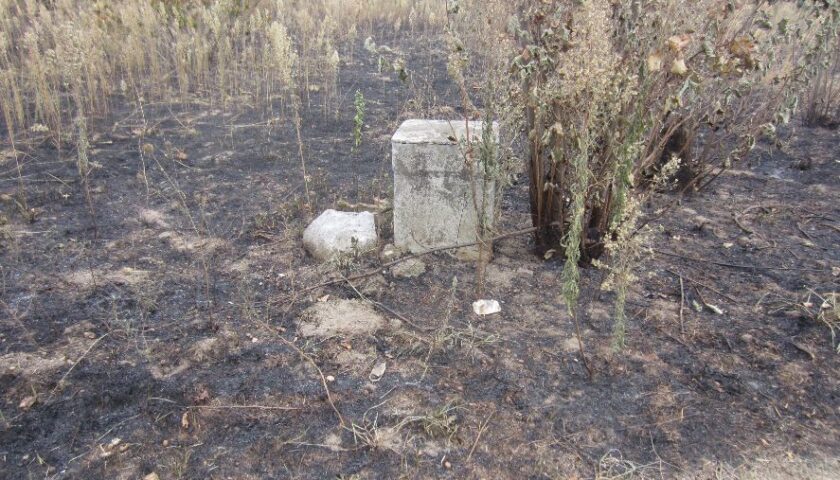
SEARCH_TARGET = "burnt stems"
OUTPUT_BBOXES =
[642,121,697,189]
[526,102,561,256]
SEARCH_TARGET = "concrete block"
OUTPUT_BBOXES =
[302,209,378,262]
[391,119,497,260]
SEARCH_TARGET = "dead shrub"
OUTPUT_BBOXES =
[445,0,839,346]
[803,34,840,128]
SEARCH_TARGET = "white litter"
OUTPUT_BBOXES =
[369,361,387,382]
[472,299,501,316]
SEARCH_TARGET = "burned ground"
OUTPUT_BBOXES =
[1,33,839,480]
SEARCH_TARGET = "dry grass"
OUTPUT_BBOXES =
[0,0,445,149]
[0,0,447,228]
[441,0,839,347]
[803,39,840,128]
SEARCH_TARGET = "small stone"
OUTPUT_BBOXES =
[736,236,753,249]
[19,395,37,410]
[706,304,724,315]
[302,209,378,262]
[369,361,387,382]
[472,299,501,316]
[380,243,403,262]
[390,258,426,278]
[444,460,452,469]
[326,375,336,382]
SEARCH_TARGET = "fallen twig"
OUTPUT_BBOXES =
[678,275,685,338]
[284,441,353,452]
[820,222,840,234]
[796,221,824,249]
[654,249,826,272]
[51,333,110,395]
[277,336,345,428]
[664,269,740,304]
[732,213,754,235]
[467,409,495,462]
[293,226,539,296]
[188,404,300,411]
[789,339,816,361]
[147,397,298,411]
[339,272,433,339]
[571,309,594,380]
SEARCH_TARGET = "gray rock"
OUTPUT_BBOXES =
[736,235,754,249]
[302,209,377,262]
[391,119,498,261]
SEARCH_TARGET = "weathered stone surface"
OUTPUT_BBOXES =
[298,299,385,338]
[391,119,498,260]
[302,209,377,262]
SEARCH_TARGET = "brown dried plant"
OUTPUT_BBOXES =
[0,0,444,150]
[445,0,839,348]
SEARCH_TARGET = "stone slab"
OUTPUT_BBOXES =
[391,119,498,260]
[302,209,377,262]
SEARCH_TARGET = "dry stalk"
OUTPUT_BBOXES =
[277,336,345,428]
[466,409,495,462]
[51,333,110,396]
[292,225,540,297]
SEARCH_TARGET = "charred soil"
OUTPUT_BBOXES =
[1,33,839,480]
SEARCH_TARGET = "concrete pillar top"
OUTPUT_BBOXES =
[392,119,497,145]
